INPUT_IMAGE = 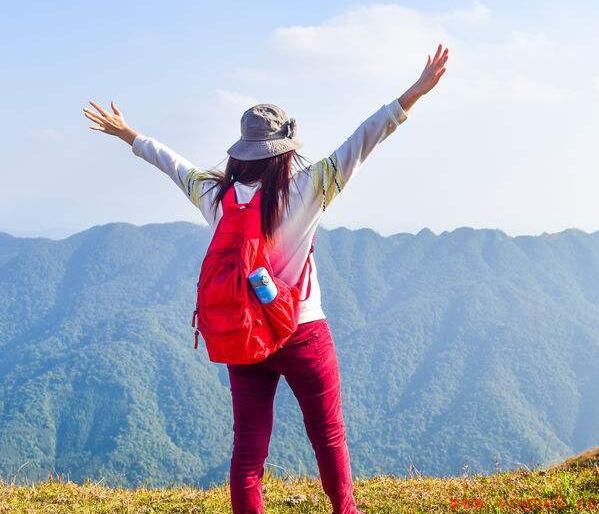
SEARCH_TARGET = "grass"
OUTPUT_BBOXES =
[0,448,597,513]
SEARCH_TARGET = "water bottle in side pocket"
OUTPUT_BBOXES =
[248,267,278,304]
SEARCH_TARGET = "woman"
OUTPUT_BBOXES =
[83,44,448,514]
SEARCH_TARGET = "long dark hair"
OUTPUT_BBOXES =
[209,150,308,240]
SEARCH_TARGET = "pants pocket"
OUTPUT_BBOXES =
[290,328,320,347]
[290,319,329,350]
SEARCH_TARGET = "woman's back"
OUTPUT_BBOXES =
[131,97,408,323]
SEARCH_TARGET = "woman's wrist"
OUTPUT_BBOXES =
[119,126,139,146]
[398,82,424,113]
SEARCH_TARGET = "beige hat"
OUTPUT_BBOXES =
[227,104,302,161]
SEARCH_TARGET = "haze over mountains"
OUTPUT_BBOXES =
[0,222,597,487]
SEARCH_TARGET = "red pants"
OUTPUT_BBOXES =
[227,319,359,514]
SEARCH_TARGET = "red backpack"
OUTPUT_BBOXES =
[190,184,313,364]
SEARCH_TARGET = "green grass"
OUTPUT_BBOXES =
[1,449,597,513]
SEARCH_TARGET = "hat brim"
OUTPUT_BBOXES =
[227,137,303,161]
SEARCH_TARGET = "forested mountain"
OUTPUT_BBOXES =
[0,223,597,487]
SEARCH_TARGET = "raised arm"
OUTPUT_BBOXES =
[82,101,219,224]
[305,44,449,212]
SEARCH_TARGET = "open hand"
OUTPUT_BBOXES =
[82,100,138,145]
[398,44,449,112]
[415,44,449,96]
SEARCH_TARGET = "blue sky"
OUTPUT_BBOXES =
[2,1,599,238]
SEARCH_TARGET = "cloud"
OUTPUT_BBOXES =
[271,4,451,77]
[506,76,570,101]
[440,1,491,24]
[456,75,571,102]
[246,3,569,104]
[215,89,259,110]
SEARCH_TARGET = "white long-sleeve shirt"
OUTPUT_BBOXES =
[132,98,408,323]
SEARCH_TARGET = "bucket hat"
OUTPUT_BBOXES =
[227,104,302,161]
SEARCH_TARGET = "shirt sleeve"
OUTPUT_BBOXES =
[303,98,408,212]
[131,135,220,225]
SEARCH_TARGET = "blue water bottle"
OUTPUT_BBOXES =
[248,267,278,304]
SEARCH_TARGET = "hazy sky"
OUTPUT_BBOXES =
[2,1,599,238]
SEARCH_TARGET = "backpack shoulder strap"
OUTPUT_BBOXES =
[222,184,237,212]
[297,239,315,301]
[249,187,261,207]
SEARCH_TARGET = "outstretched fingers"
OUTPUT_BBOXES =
[82,98,132,139]
[425,45,448,78]
[414,44,449,95]
[83,109,105,125]
[432,44,443,64]
[439,47,449,67]
[110,101,122,116]
[89,100,109,117]
[433,47,448,66]
[431,46,448,80]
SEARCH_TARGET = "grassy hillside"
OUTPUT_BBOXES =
[1,448,597,513]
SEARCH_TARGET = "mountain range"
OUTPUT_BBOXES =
[0,222,597,487]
